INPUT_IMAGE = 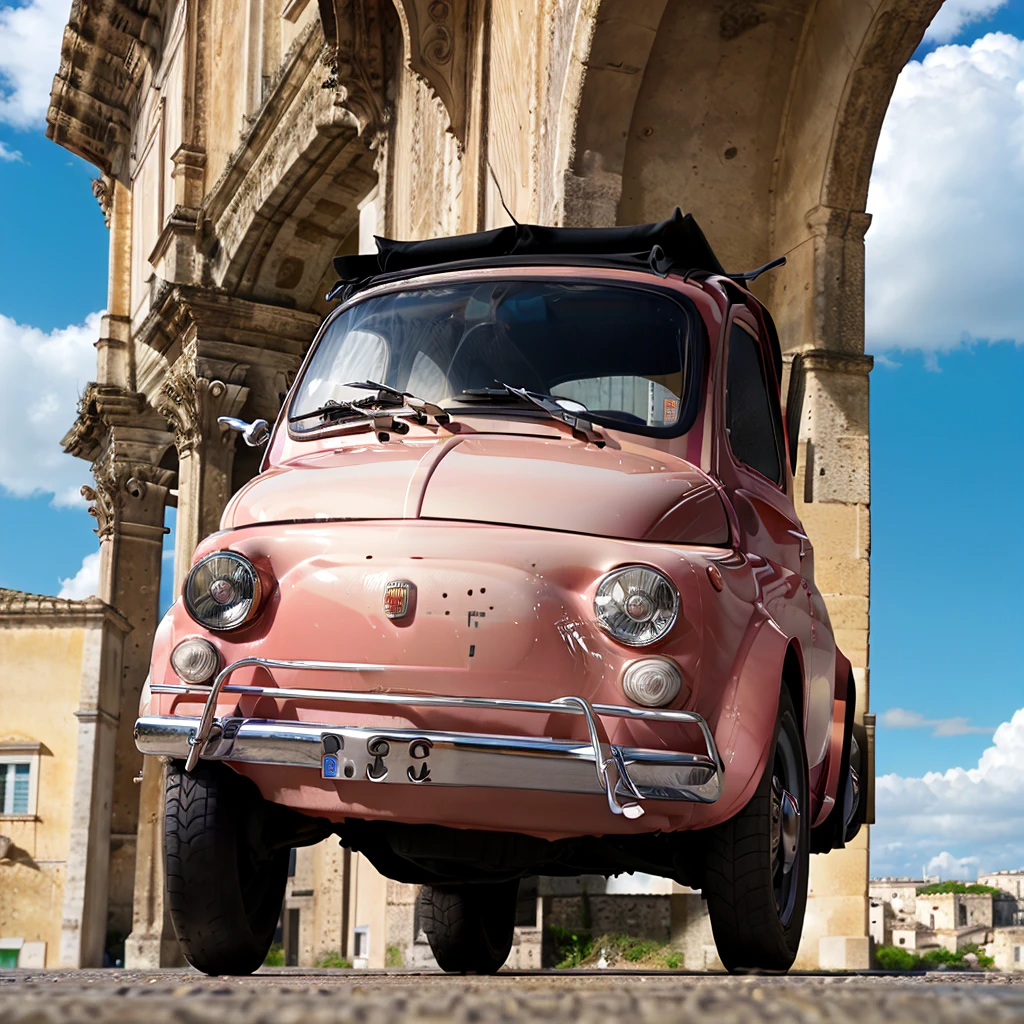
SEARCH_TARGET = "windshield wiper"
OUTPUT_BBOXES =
[492,383,605,445]
[288,399,363,425]
[288,381,453,442]
[341,380,452,426]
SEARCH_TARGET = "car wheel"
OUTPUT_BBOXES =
[165,761,289,975]
[703,686,810,972]
[418,880,519,973]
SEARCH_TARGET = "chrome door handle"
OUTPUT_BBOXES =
[788,530,809,560]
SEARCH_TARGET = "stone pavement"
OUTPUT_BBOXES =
[1,970,1023,1023]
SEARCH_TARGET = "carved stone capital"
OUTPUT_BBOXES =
[805,205,873,243]
[392,0,467,144]
[82,445,177,538]
[157,339,251,456]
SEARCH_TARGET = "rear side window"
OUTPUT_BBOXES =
[725,323,781,484]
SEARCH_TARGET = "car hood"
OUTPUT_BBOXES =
[223,433,729,544]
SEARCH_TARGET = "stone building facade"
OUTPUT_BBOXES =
[871,877,1024,958]
[40,0,947,969]
[0,590,128,968]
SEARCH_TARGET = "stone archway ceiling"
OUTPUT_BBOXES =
[45,0,167,180]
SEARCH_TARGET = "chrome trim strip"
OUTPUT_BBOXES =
[134,715,722,804]
[159,655,723,805]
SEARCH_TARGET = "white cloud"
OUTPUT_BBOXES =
[866,33,1024,351]
[924,0,1008,44]
[0,311,101,505]
[925,851,980,880]
[0,141,23,162]
[0,0,70,129]
[880,707,993,736]
[57,550,99,599]
[873,707,1024,877]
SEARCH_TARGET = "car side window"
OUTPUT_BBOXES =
[725,322,782,484]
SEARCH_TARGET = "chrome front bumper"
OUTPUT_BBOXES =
[139,657,724,818]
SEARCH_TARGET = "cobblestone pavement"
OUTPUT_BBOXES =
[1,970,1022,1023]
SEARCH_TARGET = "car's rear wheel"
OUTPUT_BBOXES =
[165,761,289,975]
[703,686,809,972]
[418,880,519,973]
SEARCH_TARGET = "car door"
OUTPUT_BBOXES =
[714,307,835,780]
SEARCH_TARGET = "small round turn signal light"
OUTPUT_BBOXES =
[621,657,684,708]
[170,637,220,684]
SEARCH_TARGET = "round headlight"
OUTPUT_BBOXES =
[594,565,679,646]
[622,657,683,707]
[183,552,262,631]
[170,637,220,683]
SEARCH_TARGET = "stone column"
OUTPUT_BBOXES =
[62,390,176,967]
[779,206,873,970]
[59,602,130,967]
[127,335,249,968]
[105,463,178,969]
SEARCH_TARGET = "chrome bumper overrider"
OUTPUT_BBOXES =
[138,657,724,818]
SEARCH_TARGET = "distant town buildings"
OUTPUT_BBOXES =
[870,874,1024,971]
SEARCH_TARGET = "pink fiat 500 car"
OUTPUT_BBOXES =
[136,211,868,976]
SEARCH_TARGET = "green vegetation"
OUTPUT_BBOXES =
[385,944,404,968]
[263,943,285,967]
[314,950,353,969]
[916,882,1004,896]
[875,943,994,971]
[549,926,683,970]
[550,925,593,968]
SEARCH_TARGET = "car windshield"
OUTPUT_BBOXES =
[290,280,696,436]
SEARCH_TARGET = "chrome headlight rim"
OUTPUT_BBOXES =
[593,564,680,647]
[183,551,263,632]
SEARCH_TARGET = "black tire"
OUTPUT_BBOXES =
[418,880,519,973]
[703,687,810,972]
[165,761,289,975]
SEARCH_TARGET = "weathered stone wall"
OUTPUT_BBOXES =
[0,595,128,968]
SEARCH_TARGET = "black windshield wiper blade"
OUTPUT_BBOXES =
[342,380,452,426]
[288,400,362,425]
[494,383,604,445]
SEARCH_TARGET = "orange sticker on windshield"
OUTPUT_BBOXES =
[663,398,679,423]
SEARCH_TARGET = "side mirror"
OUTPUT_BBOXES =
[784,353,805,475]
[218,416,270,447]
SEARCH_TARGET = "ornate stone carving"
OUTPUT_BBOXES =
[319,0,388,137]
[391,0,467,144]
[45,0,168,178]
[157,339,250,456]
[81,479,120,539]
[92,175,114,226]
[81,453,175,538]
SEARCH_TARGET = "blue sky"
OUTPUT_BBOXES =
[0,0,1022,878]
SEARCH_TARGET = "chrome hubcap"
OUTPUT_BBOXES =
[771,777,800,875]
[770,717,804,927]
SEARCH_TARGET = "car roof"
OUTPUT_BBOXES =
[331,208,724,296]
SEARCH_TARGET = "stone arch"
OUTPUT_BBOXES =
[561,0,944,285]
[556,0,947,970]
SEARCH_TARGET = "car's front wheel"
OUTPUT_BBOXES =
[703,686,810,972]
[165,761,289,975]
[418,880,519,973]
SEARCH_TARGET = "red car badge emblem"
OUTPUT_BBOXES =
[383,581,413,619]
